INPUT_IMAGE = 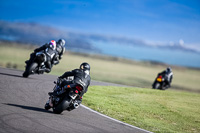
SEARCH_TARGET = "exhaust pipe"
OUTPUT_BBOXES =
[73,101,79,109]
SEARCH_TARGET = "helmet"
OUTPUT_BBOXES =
[80,62,90,71]
[166,67,172,73]
[49,40,56,50]
[57,39,65,46]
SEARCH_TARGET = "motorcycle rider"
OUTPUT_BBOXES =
[25,39,65,73]
[52,39,66,65]
[45,62,91,110]
[156,67,173,88]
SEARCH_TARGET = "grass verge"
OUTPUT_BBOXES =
[82,86,200,133]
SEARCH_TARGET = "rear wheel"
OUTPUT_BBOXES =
[155,83,160,89]
[161,83,168,90]
[53,96,72,114]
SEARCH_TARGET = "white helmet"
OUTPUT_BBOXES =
[49,40,56,50]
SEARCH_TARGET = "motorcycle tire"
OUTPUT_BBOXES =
[155,82,160,89]
[53,96,72,114]
[23,62,38,78]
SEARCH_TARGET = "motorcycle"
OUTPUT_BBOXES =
[23,51,47,77]
[152,74,169,90]
[45,79,83,114]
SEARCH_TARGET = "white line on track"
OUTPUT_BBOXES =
[80,104,152,133]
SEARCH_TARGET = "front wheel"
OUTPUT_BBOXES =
[23,62,38,78]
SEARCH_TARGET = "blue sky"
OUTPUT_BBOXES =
[0,0,200,48]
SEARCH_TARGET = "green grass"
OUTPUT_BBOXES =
[82,86,200,133]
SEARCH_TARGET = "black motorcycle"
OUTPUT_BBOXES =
[23,51,47,77]
[152,74,169,90]
[45,79,83,114]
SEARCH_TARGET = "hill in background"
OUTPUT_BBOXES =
[0,20,199,54]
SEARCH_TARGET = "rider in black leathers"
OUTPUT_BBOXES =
[25,39,65,73]
[45,62,91,110]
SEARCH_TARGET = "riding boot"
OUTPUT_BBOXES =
[48,89,63,97]
[45,68,51,73]
[48,91,58,96]
[38,68,45,74]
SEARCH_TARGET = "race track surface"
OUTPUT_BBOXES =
[0,67,150,133]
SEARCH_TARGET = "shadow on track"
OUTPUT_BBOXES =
[3,103,52,114]
[0,72,23,78]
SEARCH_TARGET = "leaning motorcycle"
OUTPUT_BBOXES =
[23,51,47,78]
[45,79,83,114]
[152,74,169,90]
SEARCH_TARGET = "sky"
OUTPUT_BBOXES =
[0,0,200,48]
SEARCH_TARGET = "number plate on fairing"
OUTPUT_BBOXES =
[69,92,78,100]
[157,78,162,82]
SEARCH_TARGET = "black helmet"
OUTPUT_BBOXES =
[80,62,90,71]
[57,39,65,46]
[166,67,172,73]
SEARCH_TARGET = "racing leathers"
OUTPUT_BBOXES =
[52,41,65,65]
[58,68,90,97]
[49,69,91,110]
[26,43,58,73]
[158,70,173,87]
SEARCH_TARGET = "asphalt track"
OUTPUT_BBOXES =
[0,67,151,133]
